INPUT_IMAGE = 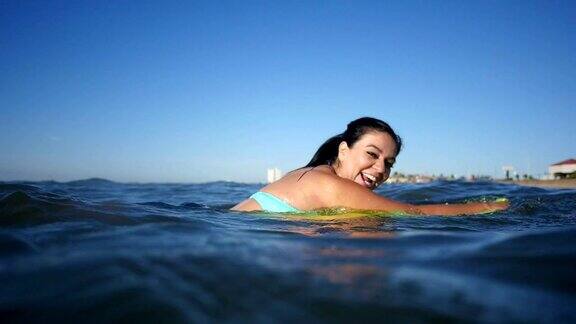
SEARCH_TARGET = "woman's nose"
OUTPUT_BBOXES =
[373,158,385,173]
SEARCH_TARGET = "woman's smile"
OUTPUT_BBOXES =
[355,172,380,189]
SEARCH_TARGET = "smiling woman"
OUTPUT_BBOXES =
[231,117,508,215]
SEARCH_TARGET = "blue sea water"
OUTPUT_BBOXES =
[1,179,575,323]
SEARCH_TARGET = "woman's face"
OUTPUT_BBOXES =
[335,131,397,190]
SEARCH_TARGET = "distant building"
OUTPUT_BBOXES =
[549,159,576,179]
[502,166,515,180]
[267,168,282,183]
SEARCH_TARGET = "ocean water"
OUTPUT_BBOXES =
[1,179,575,323]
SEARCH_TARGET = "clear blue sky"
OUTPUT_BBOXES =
[1,1,574,183]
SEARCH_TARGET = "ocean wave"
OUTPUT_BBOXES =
[1,180,575,322]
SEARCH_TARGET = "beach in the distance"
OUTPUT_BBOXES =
[501,179,576,189]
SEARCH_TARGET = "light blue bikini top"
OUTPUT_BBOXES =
[250,191,300,213]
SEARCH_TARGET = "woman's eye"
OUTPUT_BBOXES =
[367,152,378,159]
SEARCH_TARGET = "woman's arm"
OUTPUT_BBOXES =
[325,177,508,216]
[415,199,508,216]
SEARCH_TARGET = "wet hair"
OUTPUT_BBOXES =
[304,117,402,168]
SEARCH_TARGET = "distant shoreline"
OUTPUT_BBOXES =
[499,179,576,189]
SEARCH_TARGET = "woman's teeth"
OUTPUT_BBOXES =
[363,173,376,182]
[362,173,377,187]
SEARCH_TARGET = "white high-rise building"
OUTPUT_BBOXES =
[267,168,282,183]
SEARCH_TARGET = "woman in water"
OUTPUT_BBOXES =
[232,117,508,215]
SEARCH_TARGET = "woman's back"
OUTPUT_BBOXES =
[231,166,336,212]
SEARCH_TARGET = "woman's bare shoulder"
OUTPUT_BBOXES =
[293,167,395,208]
[282,166,339,186]
[284,166,361,205]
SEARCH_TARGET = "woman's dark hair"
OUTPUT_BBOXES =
[305,117,402,167]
